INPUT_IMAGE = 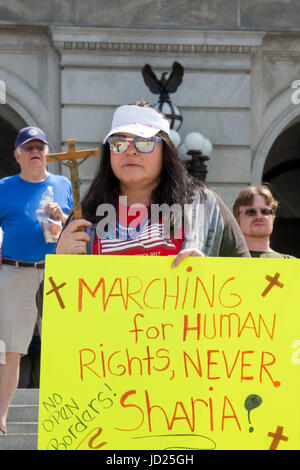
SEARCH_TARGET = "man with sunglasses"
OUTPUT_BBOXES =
[233,185,295,258]
[0,126,73,435]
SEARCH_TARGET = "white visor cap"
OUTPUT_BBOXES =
[103,105,170,143]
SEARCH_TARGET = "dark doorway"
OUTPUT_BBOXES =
[0,117,20,179]
[263,121,300,258]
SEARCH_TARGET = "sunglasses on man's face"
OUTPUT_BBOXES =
[108,136,162,154]
[22,143,46,152]
[240,208,274,217]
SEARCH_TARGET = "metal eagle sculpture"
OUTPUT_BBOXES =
[141,61,184,103]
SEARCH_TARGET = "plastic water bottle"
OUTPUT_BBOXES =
[40,186,54,207]
[36,186,60,243]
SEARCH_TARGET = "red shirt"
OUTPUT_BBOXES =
[93,202,183,256]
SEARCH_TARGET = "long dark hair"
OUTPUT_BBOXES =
[81,106,205,224]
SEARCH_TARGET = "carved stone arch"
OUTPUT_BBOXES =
[252,103,300,185]
[0,102,27,131]
[0,67,60,175]
[0,67,56,150]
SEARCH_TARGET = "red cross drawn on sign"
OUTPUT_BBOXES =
[46,276,67,309]
[268,425,288,450]
[261,272,284,297]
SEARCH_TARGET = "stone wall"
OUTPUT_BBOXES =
[1,0,300,31]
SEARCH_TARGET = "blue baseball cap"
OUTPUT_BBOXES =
[15,126,48,149]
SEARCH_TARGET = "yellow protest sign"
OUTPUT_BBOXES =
[38,255,300,450]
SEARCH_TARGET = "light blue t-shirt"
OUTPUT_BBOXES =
[0,174,73,262]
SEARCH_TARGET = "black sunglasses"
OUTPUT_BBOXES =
[240,208,274,217]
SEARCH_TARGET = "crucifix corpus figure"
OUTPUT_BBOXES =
[46,139,99,228]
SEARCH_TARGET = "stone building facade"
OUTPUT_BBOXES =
[1,0,300,255]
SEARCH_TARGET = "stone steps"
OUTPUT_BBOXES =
[6,422,38,434]
[0,434,38,451]
[12,388,39,405]
[0,389,39,450]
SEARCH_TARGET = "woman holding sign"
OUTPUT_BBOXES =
[55,102,249,261]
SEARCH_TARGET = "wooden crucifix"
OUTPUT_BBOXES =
[46,139,99,224]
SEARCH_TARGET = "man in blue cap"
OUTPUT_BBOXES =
[0,126,73,434]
